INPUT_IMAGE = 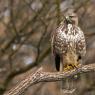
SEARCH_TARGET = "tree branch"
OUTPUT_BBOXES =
[3,63,95,95]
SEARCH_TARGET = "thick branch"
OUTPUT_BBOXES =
[3,63,95,95]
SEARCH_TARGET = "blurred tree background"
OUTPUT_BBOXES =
[0,0,95,95]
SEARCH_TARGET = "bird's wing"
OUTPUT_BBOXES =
[76,28,86,57]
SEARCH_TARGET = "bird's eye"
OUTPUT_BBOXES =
[70,15,77,18]
[69,16,73,18]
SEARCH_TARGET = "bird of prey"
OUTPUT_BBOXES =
[51,10,86,91]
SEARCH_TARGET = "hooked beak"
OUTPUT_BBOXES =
[65,16,72,23]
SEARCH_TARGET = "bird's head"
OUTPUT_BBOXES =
[65,10,78,25]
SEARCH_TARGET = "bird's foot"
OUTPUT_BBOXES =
[63,65,74,72]
[71,63,82,69]
[63,63,81,72]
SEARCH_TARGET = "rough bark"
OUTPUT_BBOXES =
[3,63,95,95]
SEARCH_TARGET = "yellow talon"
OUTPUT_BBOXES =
[63,63,81,72]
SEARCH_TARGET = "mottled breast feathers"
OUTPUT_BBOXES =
[51,21,86,58]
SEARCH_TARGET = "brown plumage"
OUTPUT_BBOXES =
[51,11,86,72]
[51,10,86,91]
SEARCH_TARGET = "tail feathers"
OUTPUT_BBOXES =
[55,54,60,71]
[60,79,76,94]
[61,81,64,89]
[60,79,69,90]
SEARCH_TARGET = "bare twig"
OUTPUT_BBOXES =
[1,46,51,95]
[56,0,61,25]
[3,63,95,95]
[10,0,18,36]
